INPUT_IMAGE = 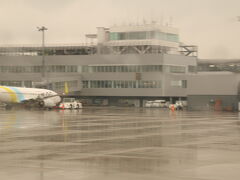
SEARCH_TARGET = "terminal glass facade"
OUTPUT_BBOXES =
[110,31,179,42]
[170,80,187,88]
[197,64,240,72]
[0,65,189,74]
[82,80,161,89]
[169,66,186,73]
[54,80,78,90]
[81,65,187,73]
[0,81,32,87]
[0,65,77,73]
[83,65,163,73]
[188,65,197,73]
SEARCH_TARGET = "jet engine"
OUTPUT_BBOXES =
[39,98,56,108]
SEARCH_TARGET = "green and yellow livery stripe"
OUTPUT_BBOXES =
[0,86,18,103]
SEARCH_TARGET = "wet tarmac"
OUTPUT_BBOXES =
[1,107,240,180]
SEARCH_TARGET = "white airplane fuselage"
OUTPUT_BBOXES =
[0,86,61,108]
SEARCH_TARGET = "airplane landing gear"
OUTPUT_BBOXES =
[5,105,12,110]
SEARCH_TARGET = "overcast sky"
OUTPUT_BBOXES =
[0,0,240,59]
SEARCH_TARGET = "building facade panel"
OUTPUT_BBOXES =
[188,95,239,111]
[187,73,238,95]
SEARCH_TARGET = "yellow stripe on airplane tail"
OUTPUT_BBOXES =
[0,86,18,103]
[64,82,69,95]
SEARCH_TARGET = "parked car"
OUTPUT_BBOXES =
[145,101,154,107]
[145,100,168,108]
[152,100,167,108]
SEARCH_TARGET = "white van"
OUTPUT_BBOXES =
[152,100,167,108]
[145,100,168,108]
[145,101,154,107]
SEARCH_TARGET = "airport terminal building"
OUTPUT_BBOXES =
[188,59,240,111]
[0,23,239,109]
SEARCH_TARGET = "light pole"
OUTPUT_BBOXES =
[37,26,48,79]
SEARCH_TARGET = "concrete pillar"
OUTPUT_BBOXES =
[140,98,144,107]
[97,27,107,54]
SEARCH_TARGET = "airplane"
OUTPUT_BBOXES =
[0,85,61,109]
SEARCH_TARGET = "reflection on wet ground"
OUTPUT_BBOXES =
[1,108,240,179]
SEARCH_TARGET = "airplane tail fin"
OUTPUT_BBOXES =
[64,82,69,95]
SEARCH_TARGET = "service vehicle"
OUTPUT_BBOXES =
[145,101,154,107]
[58,98,82,109]
[145,100,169,108]
[152,100,168,108]
[169,101,184,110]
